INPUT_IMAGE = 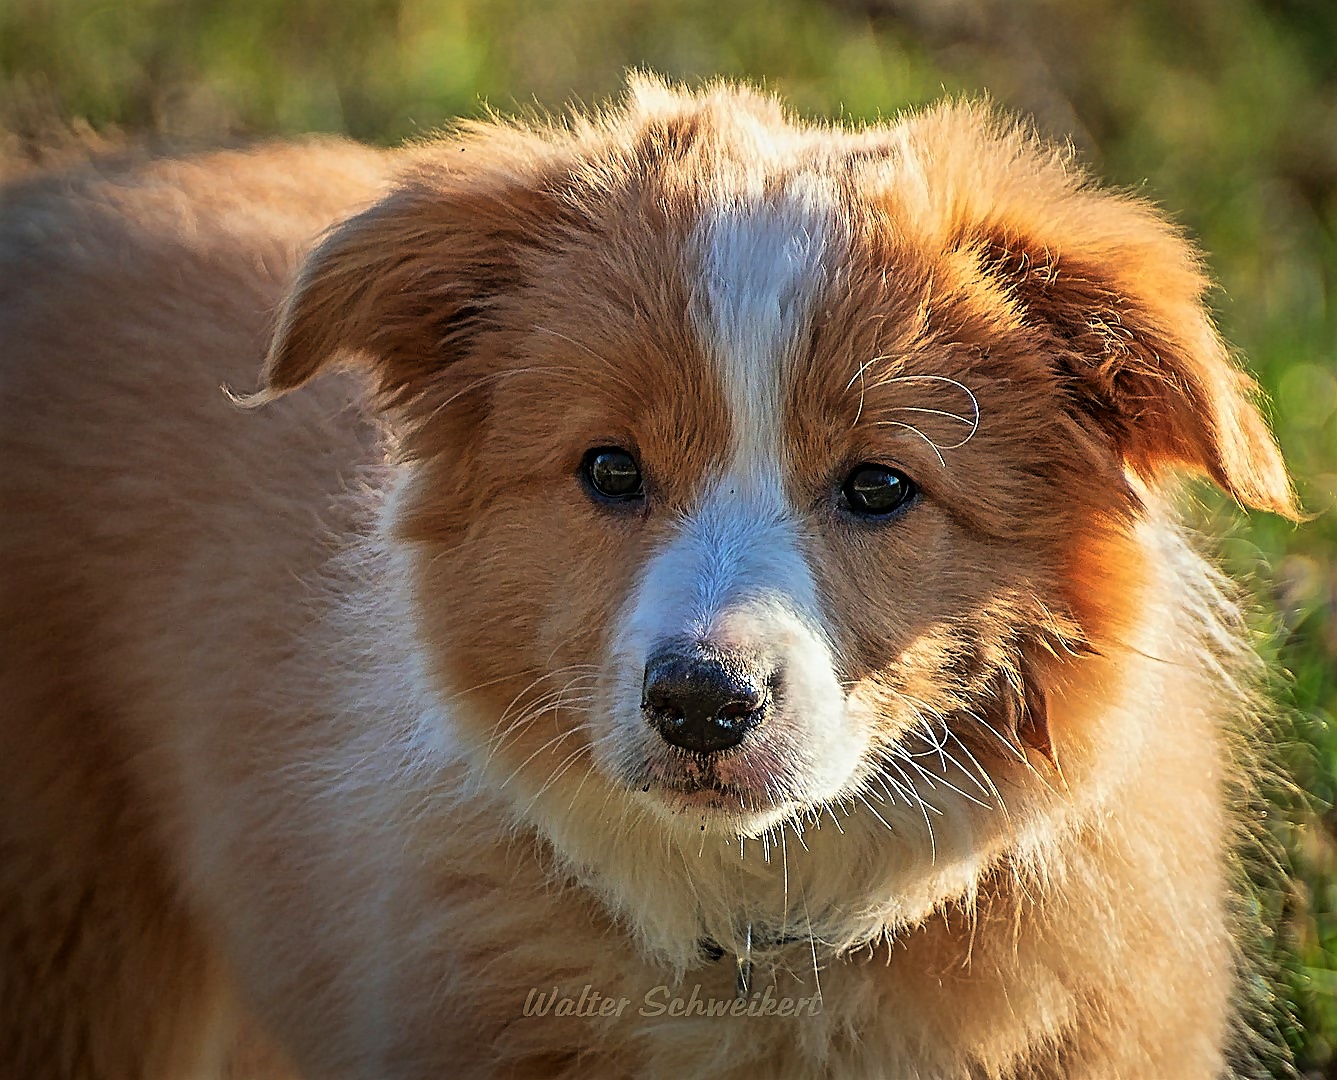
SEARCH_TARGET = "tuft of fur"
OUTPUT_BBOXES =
[0,76,1298,1078]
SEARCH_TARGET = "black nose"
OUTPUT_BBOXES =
[642,647,770,754]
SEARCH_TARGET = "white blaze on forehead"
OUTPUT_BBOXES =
[690,174,840,487]
[616,174,844,651]
[608,170,858,814]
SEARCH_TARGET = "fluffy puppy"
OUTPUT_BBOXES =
[0,76,1298,1079]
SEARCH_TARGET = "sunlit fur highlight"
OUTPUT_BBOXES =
[0,76,1297,1078]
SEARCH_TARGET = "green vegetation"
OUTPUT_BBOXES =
[3,0,1333,1072]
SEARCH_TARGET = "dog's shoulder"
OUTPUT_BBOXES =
[0,137,393,671]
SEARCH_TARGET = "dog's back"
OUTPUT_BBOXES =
[0,143,388,1076]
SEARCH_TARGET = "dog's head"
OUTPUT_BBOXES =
[259,78,1294,944]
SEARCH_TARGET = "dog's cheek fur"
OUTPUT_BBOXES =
[390,266,734,794]
[782,225,1137,777]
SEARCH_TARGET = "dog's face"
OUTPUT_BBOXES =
[262,80,1295,854]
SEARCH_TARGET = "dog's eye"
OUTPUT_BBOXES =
[583,447,644,501]
[841,463,916,518]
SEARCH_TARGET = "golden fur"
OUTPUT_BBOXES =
[0,77,1297,1078]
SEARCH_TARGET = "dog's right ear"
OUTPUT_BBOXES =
[253,158,567,415]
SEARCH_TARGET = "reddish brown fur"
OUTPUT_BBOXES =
[0,77,1297,1079]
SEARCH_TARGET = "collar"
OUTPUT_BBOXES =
[699,922,818,999]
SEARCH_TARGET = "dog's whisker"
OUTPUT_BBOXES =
[961,707,1030,765]
[418,365,587,428]
[523,742,593,812]
[879,405,975,425]
[892,747,993,810]
[871,419,948,467]
[853,790,896,834]
[881,758,941,861]
[531,325,641,396]
[799,887,823,1007]
[491,665,600,713]
[868,766,921,810]
[483,668,597,740]
[842,352,889,394]
[482,710,567,769]
[481,674,600,762]
[930,734,995,798]
[900,715,994,798]
[946,727,1009,819]
[916,716,950,772]
[562,755,602,817]
[497,725,585,790]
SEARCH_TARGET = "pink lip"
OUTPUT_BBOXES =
[655,783,748,814]
[633,741,795,817]
[637,764,775,817]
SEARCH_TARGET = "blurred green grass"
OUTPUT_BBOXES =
[3,0,1334,1073]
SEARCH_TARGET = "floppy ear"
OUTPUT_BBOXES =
[256,152,569,420]
[900,104,1298,519]
[978,224,1298,519]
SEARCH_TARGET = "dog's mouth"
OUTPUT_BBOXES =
[662,789,753,819]
[647,773,762,813]
[629,745,802,826]
[643,782,786,831]
[595,636,866,833]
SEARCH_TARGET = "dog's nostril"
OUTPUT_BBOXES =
[717,698,760,721]
[641,648,770,755]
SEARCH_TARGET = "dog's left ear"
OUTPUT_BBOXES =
[977,219,1299,519]
[901,104,1299,519]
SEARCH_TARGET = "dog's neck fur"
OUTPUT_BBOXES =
[258,487,1247,1076]
[323,479,1246,997]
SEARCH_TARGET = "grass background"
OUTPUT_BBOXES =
[2,0,1333,1073]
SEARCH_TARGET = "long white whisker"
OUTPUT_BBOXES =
[520,742,593,816]
[964,708,1029,763]
[498,726,582,790]
[885,405,974,425]
[947,727,1009,818]
[482,671,600,764]
[420,366,586,427]
[486,668,597,742]
[531,325,640,396]
[854,790,896,833]
[853,371,981,453]
[482,696,589,769]
[894,750,993,809]
[883,759,938,861]
[872,420,948,467]
[799,887,823,1005]
[563,758,601,817]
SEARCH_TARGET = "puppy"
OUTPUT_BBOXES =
[0,76,1298,1078]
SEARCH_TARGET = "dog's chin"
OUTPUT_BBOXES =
[634,778,798,837]
[625,749,827,836]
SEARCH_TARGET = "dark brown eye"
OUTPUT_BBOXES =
[841,463,916,518]
[583,447,643,501]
